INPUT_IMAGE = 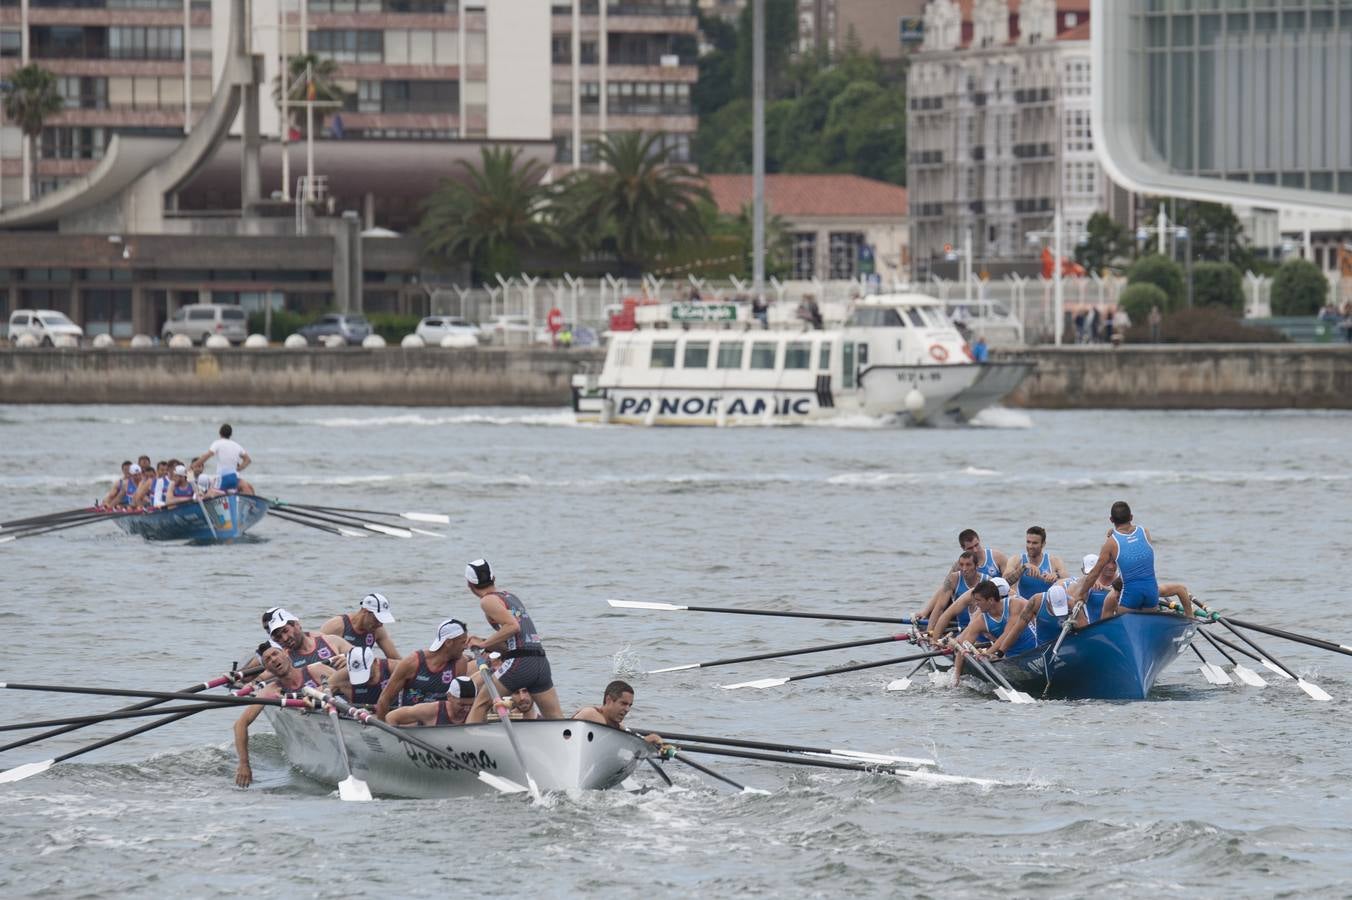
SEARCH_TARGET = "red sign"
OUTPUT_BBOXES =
[547,307,563,333]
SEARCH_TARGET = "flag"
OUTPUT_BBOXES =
[1041,246,1054,279]
[306,79,317,102]
[329,113,345,140]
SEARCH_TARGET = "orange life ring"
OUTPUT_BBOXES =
[928,344,949,362]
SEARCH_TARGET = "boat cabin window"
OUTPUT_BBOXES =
[749,342,778,370]
[784,341,811,370]
[843,342,855,388]
[905,308,926,327]
[846,307,905,328]
[683,341,710,369]
[818,344,831,371]
[650,341,677,368]
[716,341,743,369]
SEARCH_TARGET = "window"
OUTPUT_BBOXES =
[784,342,811,370]
[716,341,743,369]
[817,344,831,371]
[109,26,183,60]
[846,307,904,327]
[829,232,864,279]
[222,308,246,321]
[843,342,855,388]
[650,341,676,368]
[0,30,19,59]
[683,341,709,369]
[749,342,778,370]
[312,29,383,62]
[188,308,215,321]
[792,233,816,280]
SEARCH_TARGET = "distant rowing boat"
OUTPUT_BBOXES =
[987,609,1197,700]
[265,708,651,798]
[111,494,268,543]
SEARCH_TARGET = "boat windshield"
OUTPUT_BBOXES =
[846,307,905,328]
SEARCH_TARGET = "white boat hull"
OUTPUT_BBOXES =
[265,708,650,798]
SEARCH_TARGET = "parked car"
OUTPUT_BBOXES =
[161,304,249,345]
[7,309,84,346]
[485,314,551,346]
[297,313,372,346]
[415,316,482,345]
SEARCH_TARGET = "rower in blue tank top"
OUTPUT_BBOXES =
[958,528,1007,581]
[1006,526,1066,600]
[923,551,984,640]
[1083,502,1160,619]
[950,581,1037,682]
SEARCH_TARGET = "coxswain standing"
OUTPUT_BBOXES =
[264,608,351,668]
[574,680,663,746]
[375,619,473,721]
[197,423,254,495]
[463,558,564,722]
[233,641,334,788]
[1083,501,1159,618]
[320,592,401,659]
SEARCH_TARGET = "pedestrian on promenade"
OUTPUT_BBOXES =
[1148,305,1162,343]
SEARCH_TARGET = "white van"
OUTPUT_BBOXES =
[162,304,249,345]
[7,309,84,346]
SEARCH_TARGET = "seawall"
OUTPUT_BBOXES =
[2,345,1351,408]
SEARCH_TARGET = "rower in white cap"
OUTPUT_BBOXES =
[463,558,565,722]
[387,674,479,727]
[324,646,395,708]
[375,618,472,721]
[233,641,335,788]
[321,592,402,659]
[263,607,352,669]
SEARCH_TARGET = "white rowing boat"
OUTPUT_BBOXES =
[265,708,651,798]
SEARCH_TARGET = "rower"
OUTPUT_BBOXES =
[387,674,478,727]
[1004,581,1088,649]
[1003,525,1067,600]
[1084,501,1159,618]
[929,574,1014,639]
[375,618,472,721]
[950,580,1037,680]
[149,460,172,508]
[920,550,982,639]
[264,607,351,668]
[574,680,663,746]
[325,646,395,708]
[1069,554,1119,622]
[198,423,254,496]
[101,460,133,507]
[116,463,144,508]
[232,641,335,788]
[320,592,401,659]
[163,465,198,507]
[956,528,1007,580]
[463,558,565,723]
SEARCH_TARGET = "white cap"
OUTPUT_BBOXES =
[447,675,477,700]
[196,473,212,491]
[347,647,378,685]
[264,607,299,635]
[128,464,142,475]
[465,559,494,587]
[359,592,395,624]
[429,618,467,651]
[990,576,1010,598]
[1082,554,1099,574]
[1047,583,1069,616]
[172,464,187,476]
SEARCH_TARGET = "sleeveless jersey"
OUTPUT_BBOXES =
[401,650,461,706]
[123,479,138,506]
[1018,552,1054,601]
[977,549,1001,580]
[171,481,194,499]
[1113,527,1156,585]
[274,664,322,694]
[490,591,545,657]
[951,572,979,630]
[341,613,377,649]
[350,657,391,707]
[1086,586,1110,622]
[151,476,169,508]
[982,596,1037,655]
[1033,584,1070,644]
[434,698,470,726]
[289,634,339,668]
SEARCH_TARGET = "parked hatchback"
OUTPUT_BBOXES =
[8,309,84,346]
[414,316,482,345]
[162,304,248,345]
[297,313,372,346]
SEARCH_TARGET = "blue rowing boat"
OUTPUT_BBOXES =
[112,494,268,542]
[987,610,1198,700]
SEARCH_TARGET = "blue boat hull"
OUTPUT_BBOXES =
[112,494,268,542]
[988,610,1197,700]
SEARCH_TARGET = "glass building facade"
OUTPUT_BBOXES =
[1094,0,1352,211]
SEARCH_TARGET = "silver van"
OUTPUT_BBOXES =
[162,304,249,345]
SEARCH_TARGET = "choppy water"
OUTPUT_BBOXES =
[2,404,1351,898]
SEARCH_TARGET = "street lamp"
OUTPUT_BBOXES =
[1136,202,1193,307]
[1026,210,1088,345]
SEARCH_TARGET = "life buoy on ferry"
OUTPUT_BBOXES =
[928,344,949,362]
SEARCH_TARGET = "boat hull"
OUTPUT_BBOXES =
[988,610,1197,700]
[264,709,651,799]
[111,494,267,542]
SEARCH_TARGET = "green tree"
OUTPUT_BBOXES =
[818,80,907,184]
[273,53,345,133]
[417,146,559,278]
[1191,261,1244,314]
[1270,258,1329,316]
[1117,283,1169,327]
[705,202,793,279]
[555,132,712,275]
[696,98,754,173]
[1,64,64,201]
[693,14,738,120]
[1074,212,1133,275]
[1126,254,1185,309]
[731,0,798,99]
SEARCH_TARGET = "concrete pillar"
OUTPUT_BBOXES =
[241,77,262,211]
[363,192,375,230]
[332,212,363,313]
[70,285,84,330]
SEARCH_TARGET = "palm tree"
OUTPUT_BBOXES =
[417,146,559,277]
[272,53,345,134]
[555,132,712,274]
[1,64,65,202]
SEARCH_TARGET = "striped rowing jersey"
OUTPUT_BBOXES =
[401,650,463,706]
[350,657,392,707]
[340,614,377,650]
[290,634,340,668]
[490,591,544,658]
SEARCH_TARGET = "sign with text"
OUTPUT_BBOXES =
[671,302,738,323]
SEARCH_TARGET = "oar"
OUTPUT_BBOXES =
[473,653,542,801]
[267,504,412,539]
[0,505,103,529]
[1223,617,1352,660]
[289,504,445,538]
[1217,619,1331,701]
[632,730,936,768]
[955,645,1013,702]
[0,663,263,754]
[197,497,220,541]
[0,681,318,708]
[1206,631,1268,666]
[647,633,917,674]
[279,502,450,525]
[1190,642,1233,685]
[719,650,947,691]
[608,599,915,625]
[885,655,935,692]
[1198,630,1267,687]
[0,701,243,732]
[0,511,134,544]
[961,642,1036,704]
[322,702,372,801]
[670,742,999,787]
[301,687,527,795]
[269,509,366,538]
[670,751,769,794]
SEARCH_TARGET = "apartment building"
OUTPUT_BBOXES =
[907,0,1115,270]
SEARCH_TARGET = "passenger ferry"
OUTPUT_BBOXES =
[571,293,1033,426]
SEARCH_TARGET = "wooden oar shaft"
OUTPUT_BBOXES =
[1224,617,1352,659]
[1218,619,1299,679]
[50,707,205,766]
[0,701,240,733]
[0,512,130,542]
[684,604,915,625]
[674,742,904,775]
[636,730,913,763]
[1198,629,1238,665]
[1205,630,1262,663]
[269,510,347,536]
[283,502,402,519]
[666,634,910,671]
[671,752,751,792]
[787,650,945,683]
[0,681,308,707]
[318,691,483,778]
[0,506,101,529]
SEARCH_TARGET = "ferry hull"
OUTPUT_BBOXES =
[111,494,267,542]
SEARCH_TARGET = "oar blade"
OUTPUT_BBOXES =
[992,686,1014,703]
[823,749,937,768]
[0,758,54,784]
[478,771,530,794]
[338,528,368,538]
[719,677,789,691]
[884,677,912,692]
[1013,690,1039,705]
[607,600,686,612]
[1260,658,1294,679]
[891,768,1002,788]
[1296,679,1332,702]
[407,527,446,538]
[337,775,373,802]
[740,786,772,796]
[1233,665,1267,687]
[646,663,699,674]
[365,523,412,539]
[402,512,450,524]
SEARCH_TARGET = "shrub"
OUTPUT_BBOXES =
[1126,254,1184,309]
[1117,283,1169,327]
[366,313,422,343]
[1123,307,1286,344]
[1270,258,1329,316]
[246,309,319,340]
[1191,261,1244,314]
